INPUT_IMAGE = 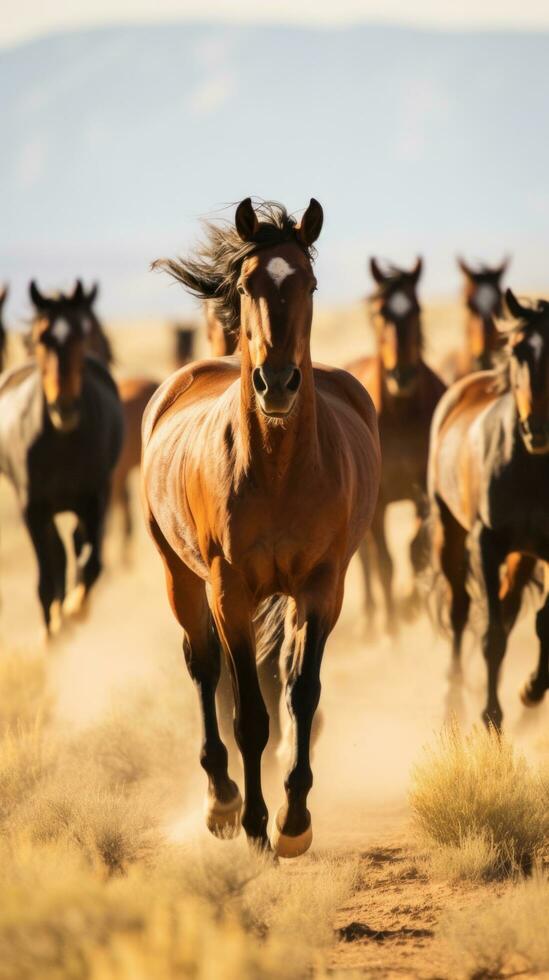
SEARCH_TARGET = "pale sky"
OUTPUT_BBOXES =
[4,0,549,47]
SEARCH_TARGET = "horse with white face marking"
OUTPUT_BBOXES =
[0,282,123,635]
[347,258,446,635]
[143,198,380,855]
[429,289,549,729]
[440,258,509,384]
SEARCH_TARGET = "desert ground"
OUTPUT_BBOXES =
[0,299,547,978]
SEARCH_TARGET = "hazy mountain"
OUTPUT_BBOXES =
[2,22,549,318]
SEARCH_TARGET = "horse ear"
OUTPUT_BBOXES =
[496,255,511,281]
[457,256,473,279]
[505,288,528,320]
[0,284,8,307]
[86,282,99,306]
[235,198,259,242]
[370,257,385,284]
[296,198,323,246]
[411,256,423,285]
[71,279,84,302]
[29,280,48,311]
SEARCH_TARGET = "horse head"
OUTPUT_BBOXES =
[505,287,549,455]
[458,257,509,370]
[29,281,86,433]
[369,256,423,397]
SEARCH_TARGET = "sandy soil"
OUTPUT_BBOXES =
[0,301,547,977]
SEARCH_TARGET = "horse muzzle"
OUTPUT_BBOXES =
[385,364,419,397]
[47,399,81,433]
[519,416,549,455]
[252,363,302,418]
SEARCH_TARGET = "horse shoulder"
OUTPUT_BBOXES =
[313,364,379,440]
[142,357,240,446]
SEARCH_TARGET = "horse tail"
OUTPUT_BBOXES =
[254,594,290,667]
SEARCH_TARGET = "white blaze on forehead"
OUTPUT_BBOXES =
[528,332,544,363]
[266,256,296,288]
[51,319,71,344]
[474,283,498,316]
[386,290,412,319]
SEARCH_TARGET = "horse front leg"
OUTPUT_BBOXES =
[357,534,377,640]
[469,523,508,730]
[148,517,241,837]
[272,576,341,858]
[370,505,397,636]
[403,493,429,620]
[24,503,67,636]
[521,566,549,707]
[65,490,108,618]
[210,558,270,850]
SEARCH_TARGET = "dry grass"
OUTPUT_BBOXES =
[410,723,549,877]
[439,872,549,978]
[0,644,354,979]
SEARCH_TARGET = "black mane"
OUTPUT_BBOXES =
[153,201,316,341]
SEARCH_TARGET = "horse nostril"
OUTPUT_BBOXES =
[286,368,301,393]
[252,368,267,394]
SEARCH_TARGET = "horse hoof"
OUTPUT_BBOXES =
[48,600,63,637]
[204,789,242,838]
[271,809,312,858]
[63,584,87,618]
[520,682,546,708]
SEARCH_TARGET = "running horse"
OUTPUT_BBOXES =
[347,258,446,634]
[429,289,549,728]
[0,283,122,634]
[143,199,380,855]
[0,285,9,373]
[440,258,509,384]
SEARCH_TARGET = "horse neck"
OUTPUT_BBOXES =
[237,347,319,479]
[465,313,498,371]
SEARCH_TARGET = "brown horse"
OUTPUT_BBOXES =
[63,281,158,558]
[0,285,8,373]
[429,289,549,728]
[143,198,380,855]
[347,258,446,635]
[440,258,509,384]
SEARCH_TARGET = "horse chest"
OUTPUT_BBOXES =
[224,492,332,593]
[483,456,549,557]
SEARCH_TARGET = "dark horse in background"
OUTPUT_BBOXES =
[0,283,122,635]
[44,281,159,560]
[347,258,446,635]
[0,285,9,373]
[429,289,549,729]
[440,257,509,384]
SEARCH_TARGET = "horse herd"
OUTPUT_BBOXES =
[0,198,547,857]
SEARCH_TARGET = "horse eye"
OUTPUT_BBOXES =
[310,284,317,294]
[237,284,246,296]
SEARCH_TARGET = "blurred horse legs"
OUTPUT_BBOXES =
[357,534,377,639]
[25,503,67,635]
[469,523,507,730]
[370,506,397,636]
[521,572,549,706]
[65,492,109,618]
